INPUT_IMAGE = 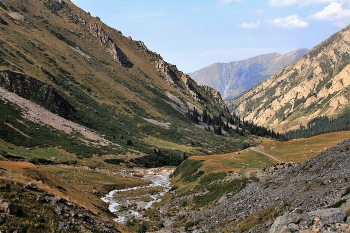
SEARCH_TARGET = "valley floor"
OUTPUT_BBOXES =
[0,131,349,232]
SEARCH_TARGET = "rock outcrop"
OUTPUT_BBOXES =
[0,180,120,233]
[0,70,76,119]
[48,0,64,11]
[269,208,349,233]
[83,22,133,67]
[201,85,228,111]
[72,14,133,68]
[0,0,10,10]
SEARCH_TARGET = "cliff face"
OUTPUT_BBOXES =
[189,48,308,100]
[229,25,350,131]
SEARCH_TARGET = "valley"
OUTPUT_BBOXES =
[0,0,349,232]
[0,130,348,232]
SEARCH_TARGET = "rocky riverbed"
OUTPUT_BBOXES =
[101,167,173,224]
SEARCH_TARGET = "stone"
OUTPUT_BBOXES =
[0,16,7,25]
[37,195,46,203]
[49,0,64,11]
[308,208,346,224]
[5,203,19,215]
[54,206,62,215]
[25,183,38,190]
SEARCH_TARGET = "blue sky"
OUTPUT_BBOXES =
[70,0,350,73]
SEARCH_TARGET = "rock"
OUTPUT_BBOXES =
[48,0,64,11]
[25,183,38,190]
[51,195,62,204]
[0,0,10,9]
[0,16,8,25]
[8,12,25,22]
[37,194,46,203]
[5,203,19,215]
[308,208,346,224]
[54,205,62,215]
[58,221,69,231]
[269,208,348,233]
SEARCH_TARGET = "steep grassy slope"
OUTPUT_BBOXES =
[0,0,250,158]
[228,25,350,132]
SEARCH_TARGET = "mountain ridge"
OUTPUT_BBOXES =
[188,48,308,100]
[228,24,350,132]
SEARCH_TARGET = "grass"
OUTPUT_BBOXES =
[42,166,147,190]
[192,178,250,208]
[260,131,350,162]
[0,0,251,162]
[143,136,199,153]
[191,148,275,174]
[0,179,65,233]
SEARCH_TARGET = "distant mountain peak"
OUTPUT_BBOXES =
[188,48,308,100]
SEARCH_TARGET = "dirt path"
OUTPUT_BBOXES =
[250,145,283,163]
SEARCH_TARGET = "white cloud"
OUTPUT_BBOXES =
[268,0,335,7]
[269,15,309,28]
[308,1,350,27]
[239,20,261,29]
[309,2,350,20]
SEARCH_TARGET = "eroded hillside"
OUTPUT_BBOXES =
[229,25,350,132]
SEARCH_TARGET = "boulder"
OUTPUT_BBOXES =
[48,0,64,11]
[25,183,38,190]
[2,202,20,215]
[269,208,348,233]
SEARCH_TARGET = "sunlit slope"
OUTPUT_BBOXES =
[229,25,350,132]
[0,0,247,156]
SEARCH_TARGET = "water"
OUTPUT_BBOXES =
[101,168,173,224]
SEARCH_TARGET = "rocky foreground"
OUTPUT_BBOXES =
[269,208,349,233]
[184,139,350,232]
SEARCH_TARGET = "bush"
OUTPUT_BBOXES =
[172,159,203,182]
[104,159,123,165]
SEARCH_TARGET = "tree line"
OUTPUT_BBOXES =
[188,107,282,140]
[283,110,350,140]
[188,107,349,141]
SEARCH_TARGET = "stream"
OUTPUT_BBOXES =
[101,168,173,224]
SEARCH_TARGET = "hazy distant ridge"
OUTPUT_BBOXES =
[188,48,308,100]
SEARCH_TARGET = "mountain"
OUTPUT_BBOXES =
[188,48,308,100]
[228,25,350,132]
[0,0,258,232]
[0,0,250,161]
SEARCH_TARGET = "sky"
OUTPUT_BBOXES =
[70,0,350,73]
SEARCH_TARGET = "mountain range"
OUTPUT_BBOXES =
[0,0,349,232]
[228,25,350,131]
[188,48,308,100]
